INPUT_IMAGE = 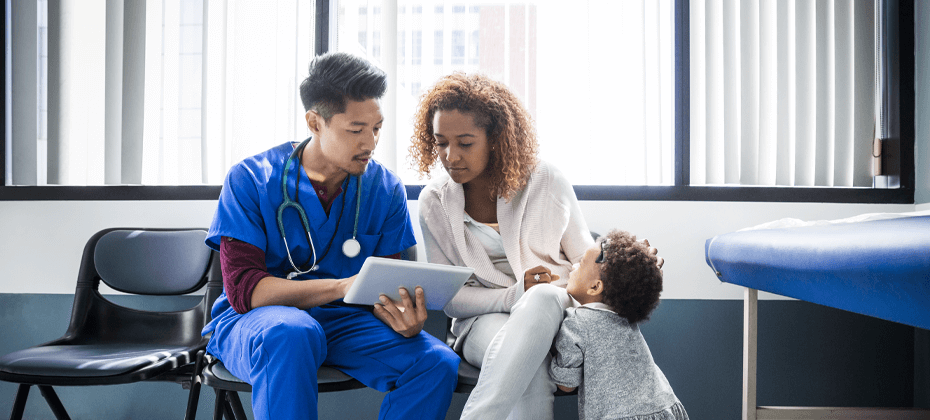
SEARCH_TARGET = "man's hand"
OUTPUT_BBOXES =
[373,286,428,338]
[340,274,358,297]
[523,265,560,292]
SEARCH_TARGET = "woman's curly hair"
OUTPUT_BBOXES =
[408,72,538,201]
[598,230,663,324]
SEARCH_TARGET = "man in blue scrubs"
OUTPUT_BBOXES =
[203,52,459,420]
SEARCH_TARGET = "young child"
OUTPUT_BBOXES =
[549,229,688,420]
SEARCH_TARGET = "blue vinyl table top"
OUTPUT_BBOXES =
[705,216,930,330]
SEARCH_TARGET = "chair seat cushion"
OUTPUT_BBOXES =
[0,344,191,377]
[457,360,480,387]
[209,360,356,387]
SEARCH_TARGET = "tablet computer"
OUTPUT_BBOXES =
[344,257,474,310]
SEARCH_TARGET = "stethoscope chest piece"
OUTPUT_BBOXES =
[342,238,361,258]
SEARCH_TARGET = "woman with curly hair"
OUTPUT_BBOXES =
[411,72,596,420]
[550,230,688,420]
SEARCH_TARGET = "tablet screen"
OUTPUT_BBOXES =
[344,257,474,310]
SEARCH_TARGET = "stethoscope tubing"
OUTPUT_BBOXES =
[278,138,362,278]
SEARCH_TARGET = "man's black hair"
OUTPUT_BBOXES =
[299,52,388,121]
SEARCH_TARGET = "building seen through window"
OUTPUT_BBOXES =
[337,1,671,186]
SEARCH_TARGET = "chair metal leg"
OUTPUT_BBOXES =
[212,390,227,420]
[222,397,236,420]
[9,384,31,420]
[184,350,205,420]
[743,288,758,420]
[184,389,201,420]
[225,391,247,420]
[37,386,71,420]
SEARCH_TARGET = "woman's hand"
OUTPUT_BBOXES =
[373,286,428,338]
[523,265,560,292]
[642,239,664,274]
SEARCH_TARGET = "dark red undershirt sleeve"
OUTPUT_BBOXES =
[220,237,271,314]
[221,237,403,314]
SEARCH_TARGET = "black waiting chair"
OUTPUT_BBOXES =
[193,245,420,420]
[198,355,367,420]
[0,228,222,420]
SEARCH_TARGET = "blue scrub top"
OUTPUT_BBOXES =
[203,140,416,334]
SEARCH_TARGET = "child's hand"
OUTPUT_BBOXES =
[523,266,560,292]
[557,384,577,393]
[642,239,664,274]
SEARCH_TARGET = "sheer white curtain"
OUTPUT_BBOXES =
[199,0,314,185]
[334,0,675,186]
[9,0,314,186]
[690,0,876,187]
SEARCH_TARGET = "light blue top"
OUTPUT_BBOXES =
[463,212,515,280]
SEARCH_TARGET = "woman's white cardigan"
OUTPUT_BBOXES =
[418,160,595,339]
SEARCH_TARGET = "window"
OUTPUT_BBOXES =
[691,0,874,188]
[398,31,406,64]
[412,30,422,65]
[451,30,465,65]
[331,0,912,203]
[358,6,368,49]
[469,30,480,65]
[434,30,444,65]
[2,0,915,204]
[338,0,674,186]
[4,0,314,193]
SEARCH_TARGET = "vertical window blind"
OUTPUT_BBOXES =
[690,0,877,187]
[8,0,314,186]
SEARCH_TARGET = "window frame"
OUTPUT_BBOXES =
[0,0,916,203]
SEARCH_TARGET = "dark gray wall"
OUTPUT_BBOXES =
[0,294,923,420]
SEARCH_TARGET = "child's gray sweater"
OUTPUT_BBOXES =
[549,306,686,420]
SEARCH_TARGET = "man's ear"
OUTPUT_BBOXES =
[587,279,604,297]
[306,110,323,135]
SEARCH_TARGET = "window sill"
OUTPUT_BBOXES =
[0,184,913,204]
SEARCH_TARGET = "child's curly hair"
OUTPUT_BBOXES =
[598,230,663,324]
[408,72,538,201]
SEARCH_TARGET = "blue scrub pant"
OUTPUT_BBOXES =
[207,303,459,420]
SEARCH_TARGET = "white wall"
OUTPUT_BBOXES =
[0,199,914,299]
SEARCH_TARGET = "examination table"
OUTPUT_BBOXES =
[705,214,930,419]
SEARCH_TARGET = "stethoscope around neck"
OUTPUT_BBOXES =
[276,138,362,279]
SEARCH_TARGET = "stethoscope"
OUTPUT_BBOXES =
[277,138,362,279]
